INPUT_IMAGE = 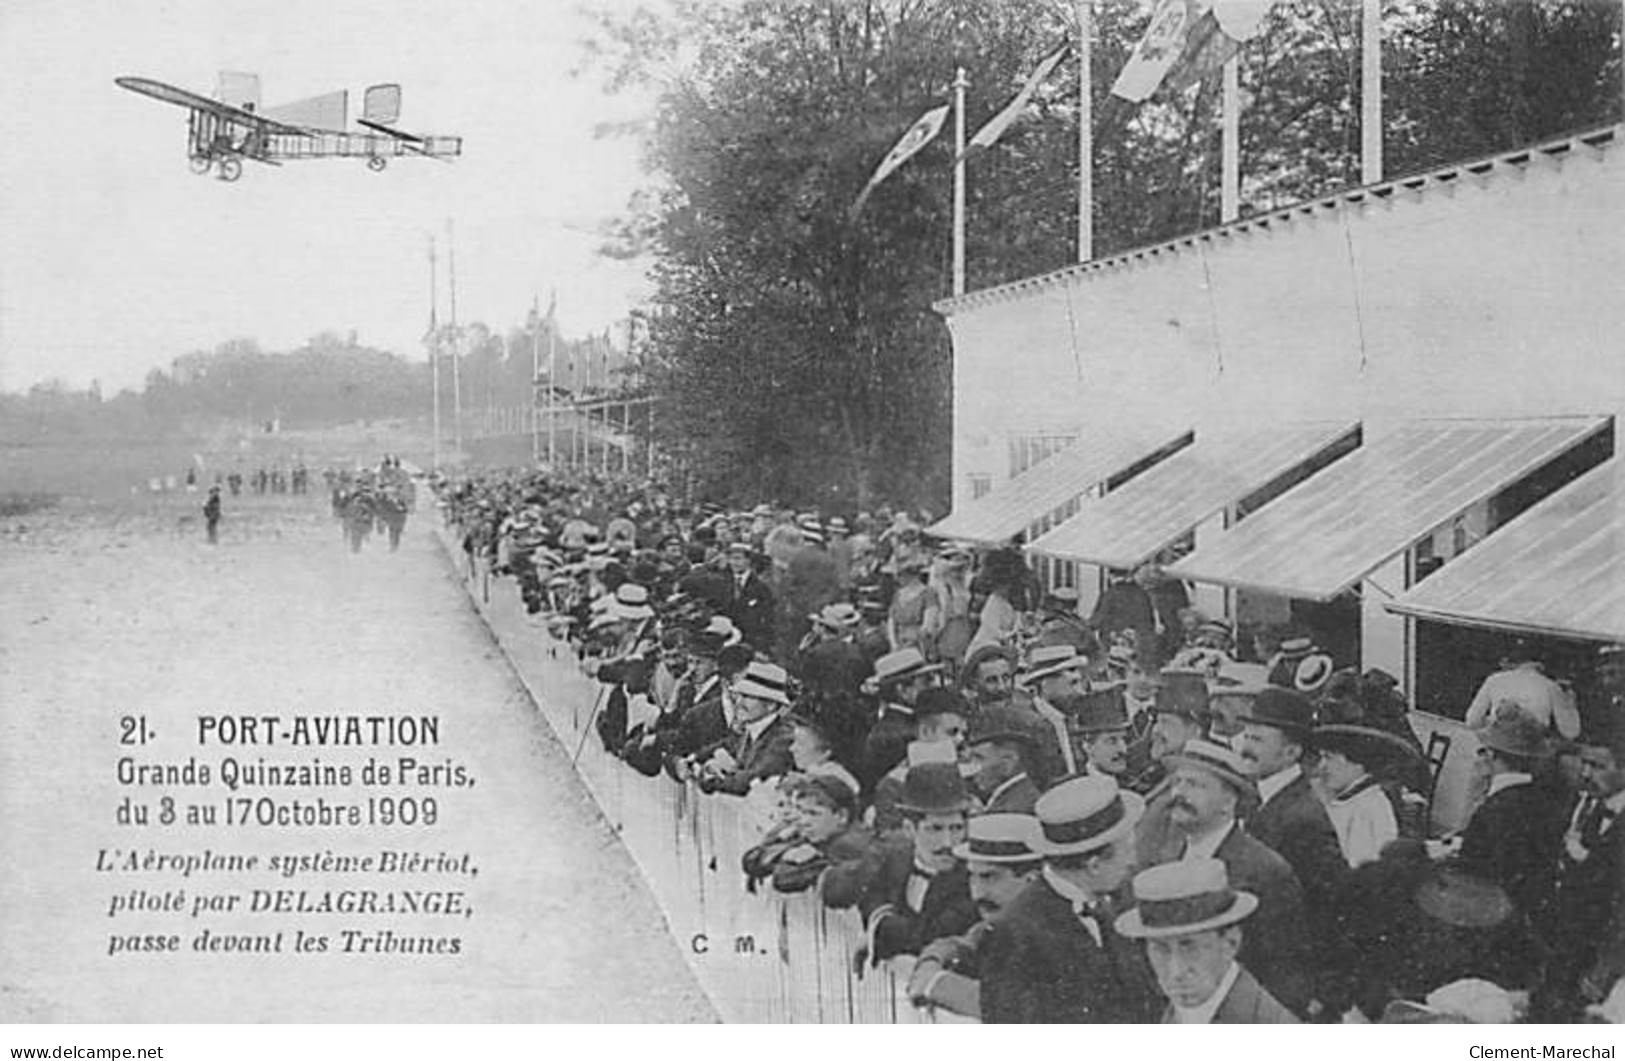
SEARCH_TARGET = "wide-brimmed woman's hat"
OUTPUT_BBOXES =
[1310,723,1420,771]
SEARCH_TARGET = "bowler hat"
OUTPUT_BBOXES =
[1114,859,1258,939]
[896,762,974,815]
[1033,775,1143,857]
[966,706,1042,751]
[1235,686,1317,736]
[952,813,1045,864]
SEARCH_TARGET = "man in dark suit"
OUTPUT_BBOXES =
[1458,710,1565,922]
[965,707,1045,815]
[1158,738,1315,1017]
[1116,858,1298,1023]
[856,647,945,795]
[696,660,797,796]
[1538,727,1625,1019]
[822,762,977,962]
[979,775,1160,1023]
[1235,686,1348,1010]
[721,541,776,652]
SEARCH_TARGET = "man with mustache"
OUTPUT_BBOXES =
[965,707,1046,814]
[905,813,1046,1019]
[823,762,977,963]
[1234,686,1348,1012]
[1159,738,1314,1017]
[979,775,1160,1023]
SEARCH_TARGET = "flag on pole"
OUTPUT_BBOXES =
[960,43,1070,161]
[850,103,951,218]
[1111,0,1273,103]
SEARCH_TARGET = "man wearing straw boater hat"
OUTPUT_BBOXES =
[1156,738,1314,1017]
[978,775,1159,1023]
[1115,859,1298,1024]
[857,646,946,794]
[1018,644,1092,777]
[824,761,977,963]
[695,660,796,796]
[906,813,1047,1019]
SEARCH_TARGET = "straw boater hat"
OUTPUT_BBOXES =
[1021,645,1091,687]
[1033,775,1144,857]
[1163,739,1258,800]
[809,602,861,632]
[868,647,945,691]
[734,661,792,706]
[704,615,745,647]
[611,582,655,621]
[1114,858,1259,939]
[952,813,1045,864]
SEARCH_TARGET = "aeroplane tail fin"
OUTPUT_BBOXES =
[363,83,402,125]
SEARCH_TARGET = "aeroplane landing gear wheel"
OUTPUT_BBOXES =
[216,157,243,182]
[367,156,387,172]
[189,154,212,175]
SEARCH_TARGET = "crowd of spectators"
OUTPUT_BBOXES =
[434,466,1625,1025]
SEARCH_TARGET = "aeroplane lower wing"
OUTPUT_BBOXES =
[115,77,308,136]
[356,118,426,143]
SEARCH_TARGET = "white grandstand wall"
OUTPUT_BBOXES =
[940,126,1625,514]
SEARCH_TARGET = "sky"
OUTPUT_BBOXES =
[0,0,659,393]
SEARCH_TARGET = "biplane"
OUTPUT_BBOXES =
[115,72,463,181]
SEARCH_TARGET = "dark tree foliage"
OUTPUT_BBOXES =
[585,0,1619,512]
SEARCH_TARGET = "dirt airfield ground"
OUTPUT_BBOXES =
[0,487,715,1022]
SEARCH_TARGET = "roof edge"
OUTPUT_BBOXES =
[933,124,1621,317]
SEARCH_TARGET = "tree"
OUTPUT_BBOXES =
[587,0,1620,510]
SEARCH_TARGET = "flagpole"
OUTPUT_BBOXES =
[1077,0,1094,262]
[1361,0,1383,184]
[428,237,441,472]
[447,218,462,459]
[547,293,557,467]
[1221,57,1240,222]
[531,294,541,466]
[952,66,968,297]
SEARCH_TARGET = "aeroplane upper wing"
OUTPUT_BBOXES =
[115,77,309,136]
